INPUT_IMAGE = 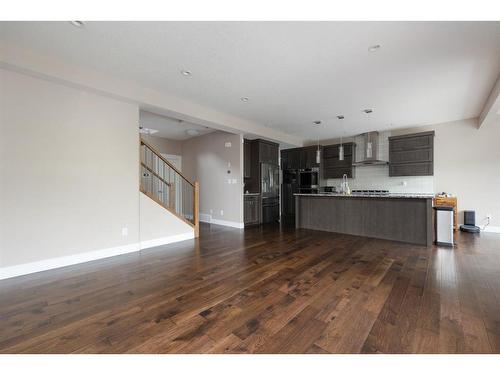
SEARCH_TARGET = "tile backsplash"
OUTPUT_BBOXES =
[324,130,435,194]
[325,165,434,193]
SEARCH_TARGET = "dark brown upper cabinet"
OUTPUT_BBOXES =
[280,146,322,170]
[258,140,279,165]
[280,149,298,170]
[300,146,322,169]
[389,131,435,177]
[322,142,355,179]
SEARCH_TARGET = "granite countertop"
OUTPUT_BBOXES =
[294,193,434,199]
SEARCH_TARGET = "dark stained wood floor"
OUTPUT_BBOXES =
[1,223,499,353]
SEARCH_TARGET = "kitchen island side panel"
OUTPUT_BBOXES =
[295,195,433,246]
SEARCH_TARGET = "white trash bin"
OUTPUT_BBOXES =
[434,206,454,247]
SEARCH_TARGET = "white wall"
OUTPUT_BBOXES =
[0,68,194,278]
[0,68,140,268]
[392,118,500,229]
[139,193,194,248]
[182,131,244,226]
[140,134,183,155]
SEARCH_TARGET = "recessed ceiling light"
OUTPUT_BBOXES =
[313,120,322,125]
[241,97,249,102]
[337,115,345,120]
[363,109,373,114]
[368,44,381,52]
[180,70,192,76]
[69,21,85,28]
[186,129,200,136]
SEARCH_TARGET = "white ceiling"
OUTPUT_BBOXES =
[1,21,499,142]
[139,110,214,140]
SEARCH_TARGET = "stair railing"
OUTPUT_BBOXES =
[140,139,199,237]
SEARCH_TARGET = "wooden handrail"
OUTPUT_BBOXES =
[140,138,194,187]
[140,162,172,188]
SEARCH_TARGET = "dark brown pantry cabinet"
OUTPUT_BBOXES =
[388,131,434,176]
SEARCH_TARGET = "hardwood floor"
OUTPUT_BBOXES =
[1,223,499,353]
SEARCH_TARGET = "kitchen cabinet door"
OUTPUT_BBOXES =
[258,141,279,165]
[389,131,434,176]
[389,162,433,177]
[244,196,261,225]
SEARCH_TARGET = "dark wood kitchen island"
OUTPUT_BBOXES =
[295,193,434,246]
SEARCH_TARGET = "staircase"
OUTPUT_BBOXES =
[140,139,199,237]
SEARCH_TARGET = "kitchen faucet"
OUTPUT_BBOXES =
[341,174,351,195]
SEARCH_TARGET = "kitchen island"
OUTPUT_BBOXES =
[295,193,434,246]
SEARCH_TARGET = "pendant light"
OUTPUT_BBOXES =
[313,120,322,164]
[339,134,344,161]
[316,136,321,164]
[337,115,345,161]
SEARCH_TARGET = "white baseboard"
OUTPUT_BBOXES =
[0,242,140,281]
[0,231,194,281]
[199,213,244,229]
[199,213,212,223]
[483,226,500,234]
[140,231,194,249]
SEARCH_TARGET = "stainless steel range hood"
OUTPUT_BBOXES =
[352,131,389,166]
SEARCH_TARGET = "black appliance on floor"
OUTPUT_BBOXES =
[281,168,320,224]
[460,210,481,233]
[281,169,299,223]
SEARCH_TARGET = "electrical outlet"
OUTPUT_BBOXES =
[220,210,224,216]
[121,227,128,236]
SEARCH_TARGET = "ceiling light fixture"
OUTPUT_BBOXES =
[69,21,86,28]
[186,129,200,137]
[368,44,381,52]
[139,126,158,135]
[180,70,192,76]
[337,115,345,120]
[240,97,249,102]
[363,109,373,114]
